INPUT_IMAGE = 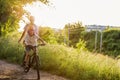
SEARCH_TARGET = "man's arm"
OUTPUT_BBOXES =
[18,26,28,43]
[18,30,26,43]
[35,33,45,44]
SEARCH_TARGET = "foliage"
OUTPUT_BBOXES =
[102,29,120,56]
[81,31,99,51]
[39,27,58,44]
[76,39,87,51]
[39,26,66,45]
[81,29,120,57]
[0,0,49,36]
[64,22,85,47]
[54,29,65,45]
[1,33,120,80]
[0,32,24,63]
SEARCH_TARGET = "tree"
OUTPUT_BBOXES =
[39,26,58,44]
[64,22,85,47]
[0,0,49,36]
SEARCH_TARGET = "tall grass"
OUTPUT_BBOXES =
[39,45,120,80]
[0,32,120,80]
[0,32,24,64]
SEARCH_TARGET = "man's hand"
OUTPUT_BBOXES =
[42,41,46,45]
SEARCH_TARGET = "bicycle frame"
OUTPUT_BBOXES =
[22,44,45,80]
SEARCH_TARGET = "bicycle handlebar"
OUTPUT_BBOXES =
[37,43,46,47]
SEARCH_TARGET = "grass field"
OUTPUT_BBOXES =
[0,32,120,80]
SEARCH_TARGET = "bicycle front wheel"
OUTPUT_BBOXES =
[34,55,40,80]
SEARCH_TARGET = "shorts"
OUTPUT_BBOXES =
[25,45,37,53]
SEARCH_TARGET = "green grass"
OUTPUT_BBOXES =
[0,32,120,80]
[39,45,120,80]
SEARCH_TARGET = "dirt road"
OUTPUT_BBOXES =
[0,60,69,80]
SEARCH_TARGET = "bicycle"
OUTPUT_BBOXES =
[22,43,45,80]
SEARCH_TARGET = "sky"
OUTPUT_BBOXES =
[19,0,120,31]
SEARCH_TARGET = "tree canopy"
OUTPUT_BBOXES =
[0,0,49,36]
[64,22,85,47]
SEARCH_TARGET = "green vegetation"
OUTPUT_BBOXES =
[1,0,120,80]
[0,0,49,36]
[39,27,59,44]
[0,32,23,63]
[102,29,120,57]
[82,29,120,57]
[0,32,120,80]
[64,22,85,47]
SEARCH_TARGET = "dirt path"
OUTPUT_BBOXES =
[0,60,69,80]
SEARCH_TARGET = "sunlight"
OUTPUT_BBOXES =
[18,1,54,32]
[18,0,79,32]
[18,0,120,32]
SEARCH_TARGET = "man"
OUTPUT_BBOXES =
[18,16,45,67]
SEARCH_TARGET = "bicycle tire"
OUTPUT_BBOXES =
[34,55,40,80]
[22,52,26,66]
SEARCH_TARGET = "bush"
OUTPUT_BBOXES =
[102,30,120,56]
[82,29,120,57]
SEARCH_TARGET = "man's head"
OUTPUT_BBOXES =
[29,16,35,24]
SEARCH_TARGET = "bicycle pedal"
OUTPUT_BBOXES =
[24,67,30,73]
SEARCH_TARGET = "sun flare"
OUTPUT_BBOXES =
[18,0,120,32]
[18,1,54,32]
